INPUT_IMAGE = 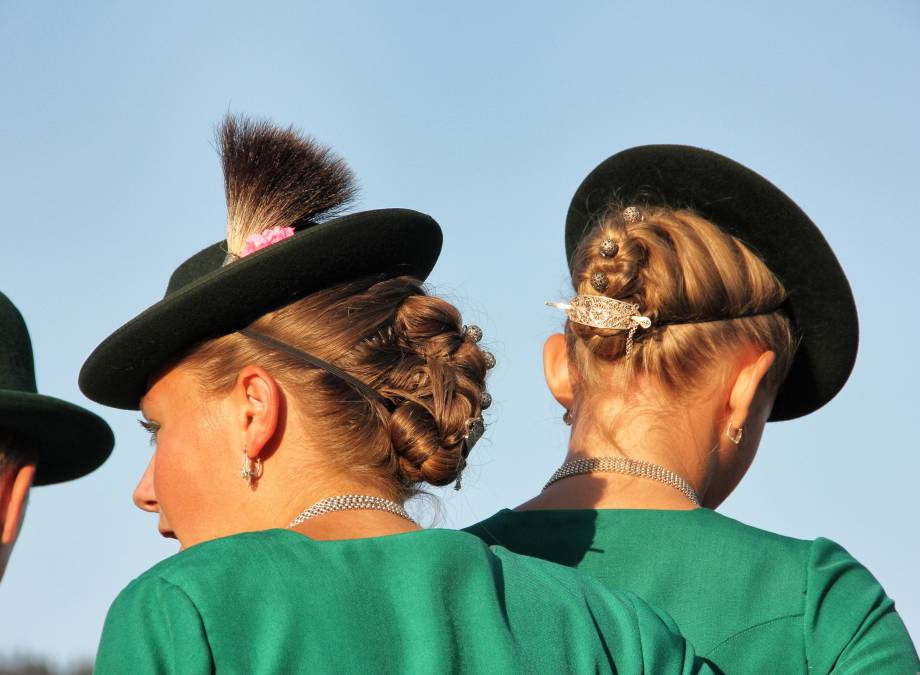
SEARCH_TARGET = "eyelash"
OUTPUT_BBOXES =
[138,419,160,446]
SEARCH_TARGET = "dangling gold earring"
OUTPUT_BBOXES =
[726,421,743,445]
[562,410,573,426]
[240,448,263,485]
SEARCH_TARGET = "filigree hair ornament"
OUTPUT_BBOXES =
[455,415,486,491]
[546,295,652,359]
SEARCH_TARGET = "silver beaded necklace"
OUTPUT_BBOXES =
[544,456,701,506]
[288,494,416,528]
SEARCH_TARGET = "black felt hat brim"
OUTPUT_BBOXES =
[79,208,442,410]
[565,145,858,422]
[0,391,114,486]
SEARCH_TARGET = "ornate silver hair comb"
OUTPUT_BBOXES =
[546,295,652,358]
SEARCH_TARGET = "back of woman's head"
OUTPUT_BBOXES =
[567,204,797,396]
[183,276,490,500]
[0,429,34,475]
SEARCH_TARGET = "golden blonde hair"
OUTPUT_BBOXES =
[567,204,797,395]
[181,275,489,501]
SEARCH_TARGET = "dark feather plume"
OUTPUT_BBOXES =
[218,114,357,254]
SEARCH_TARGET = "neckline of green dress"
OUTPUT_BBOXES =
[184,525,485,553]
[502,506,716,518]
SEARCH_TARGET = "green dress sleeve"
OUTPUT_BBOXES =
[599,589,713,675]
[805,537,919,673]
[94,575,213,674]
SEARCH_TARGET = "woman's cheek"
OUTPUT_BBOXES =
[153,435,199,519]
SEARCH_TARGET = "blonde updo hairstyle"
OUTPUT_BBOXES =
[567,204,798,400]
[181,275,489,501]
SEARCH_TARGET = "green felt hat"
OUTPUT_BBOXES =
[565,144,858,421]
[79,117,442,410]
[0,292,113,485]
[79,209,441,410]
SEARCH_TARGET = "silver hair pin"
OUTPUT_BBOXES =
[463,325,483,343]
[590,272,609,293]
[623,206,642,223]
[546,295,652,359]
[599,239,619,257]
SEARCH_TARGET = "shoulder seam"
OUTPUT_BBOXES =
[149,574,216,665]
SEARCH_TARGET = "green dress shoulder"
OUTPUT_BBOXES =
[466,508,919,674]
[95,528,713,674]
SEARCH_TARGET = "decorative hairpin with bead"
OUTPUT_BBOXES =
[590,271,609,293]
[463,325,496,370]
[454,324,494,491]
[462,324,483,343]
[622,205,642,223]
[599,239,619,258]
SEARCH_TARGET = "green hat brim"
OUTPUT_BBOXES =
[565,145,858,422]
[79,208,442,410]
[0,390,114,486]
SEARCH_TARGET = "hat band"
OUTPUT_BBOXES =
[238,330,395,412]
[656,301,788,327]
[547,295,787,332]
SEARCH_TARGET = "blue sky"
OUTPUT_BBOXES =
[1,0,917,664]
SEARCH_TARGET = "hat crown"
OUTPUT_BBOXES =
[0,291,37,394]
[165,242,227,298]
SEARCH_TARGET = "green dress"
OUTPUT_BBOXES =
[466,508,919,674]
[95,528,713,674]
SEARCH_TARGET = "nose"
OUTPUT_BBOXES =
[132,455,160,513]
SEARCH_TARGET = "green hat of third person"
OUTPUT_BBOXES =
[0,291,113,485]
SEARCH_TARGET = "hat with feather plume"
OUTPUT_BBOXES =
[79,115,442,409]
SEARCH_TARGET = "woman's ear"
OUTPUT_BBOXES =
[543,333,574,409]
[727,350,776,428]
[234,366,282,460]
[1,463,35,545]
[0,463,34,579]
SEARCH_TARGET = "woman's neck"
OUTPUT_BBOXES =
[520,396,721,512]
[242,455,421,540]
